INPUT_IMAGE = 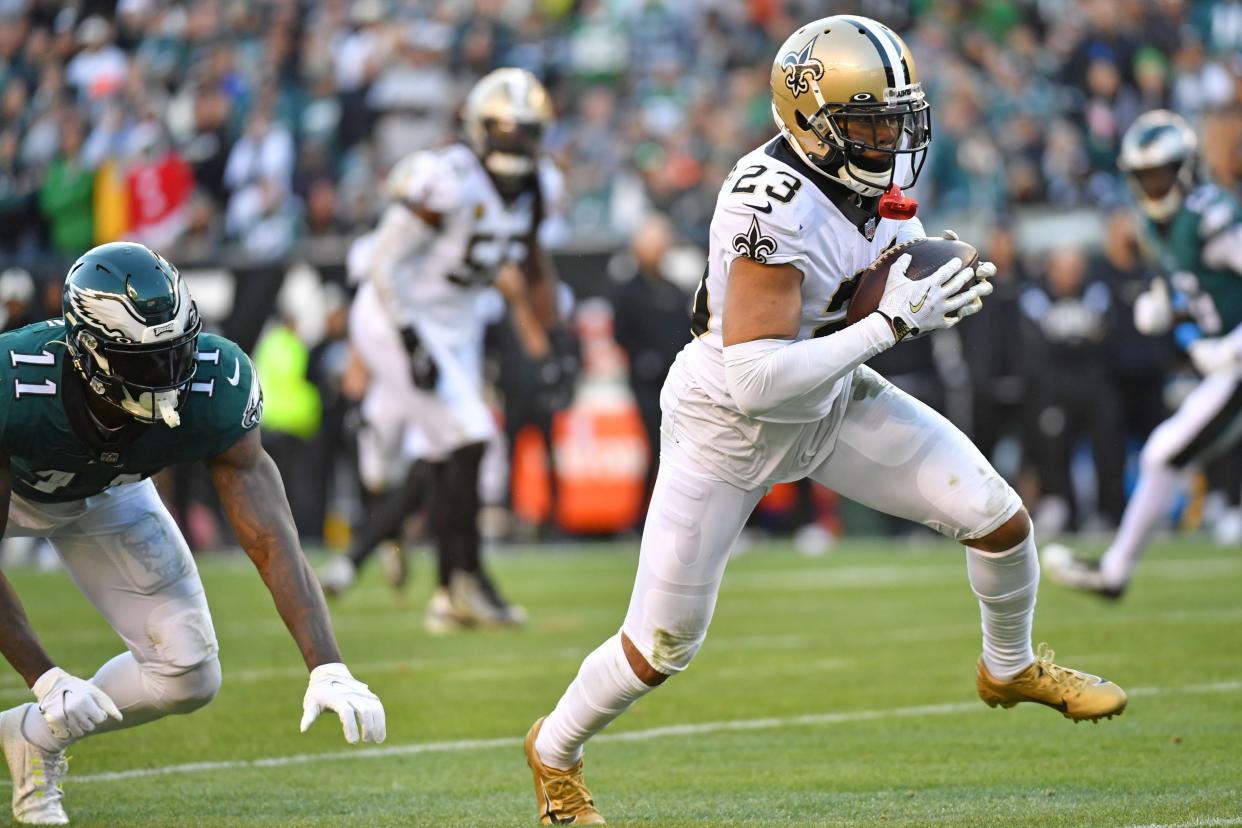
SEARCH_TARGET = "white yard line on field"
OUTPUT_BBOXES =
[1125,819,1242,828]
[40,677,1240,786]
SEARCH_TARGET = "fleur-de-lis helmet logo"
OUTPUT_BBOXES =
[733,215,778,264]
[781,36,824,97]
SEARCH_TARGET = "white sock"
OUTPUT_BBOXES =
[20,704,69,754]
[966,532,1038,681]
[1099,463,1180,587]
[535,633,653,770]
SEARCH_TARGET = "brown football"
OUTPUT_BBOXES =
[845,237,980,325]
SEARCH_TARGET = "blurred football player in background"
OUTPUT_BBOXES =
[0,243,385,826]
[1044,110,1242,599]
[321,68,573,632]
[524,16,1126,825]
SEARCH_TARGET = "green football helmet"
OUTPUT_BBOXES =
[62,242,202,427]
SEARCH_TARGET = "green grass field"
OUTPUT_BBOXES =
[3,537,1239,827]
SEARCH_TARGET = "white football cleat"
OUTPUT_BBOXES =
[424,587,469,635]
[318,556,356,598]
[450,572,527,628]
[1213,507,1242,547]
[1041,543,1126,600]
[1,705,69,825]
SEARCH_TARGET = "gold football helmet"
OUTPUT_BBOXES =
[770,15,930,210]
[463,68,554,199]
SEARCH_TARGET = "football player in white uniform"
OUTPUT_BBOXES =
[335,68,567,627]
[524,17,1127,824]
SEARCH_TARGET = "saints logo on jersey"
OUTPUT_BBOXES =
[733,215,779,264]
[781,38,824,97]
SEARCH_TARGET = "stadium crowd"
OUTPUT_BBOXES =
[2,0,1242,541]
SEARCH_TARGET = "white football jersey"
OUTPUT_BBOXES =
[377,142,563,347]
[682,136,923,423]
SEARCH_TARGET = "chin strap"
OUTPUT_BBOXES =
[878,184,919,220]
[157,395,181,428]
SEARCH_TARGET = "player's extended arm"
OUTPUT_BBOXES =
[0,453,56,686]
[722,259,895,417]
[207,429,385,743]
[0,451,123,738]
[495,262,551,360]
[366,202,440,331]
[721,255,981,418]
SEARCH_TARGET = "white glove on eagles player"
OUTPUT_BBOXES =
[1189,337,1241,376]
[300,663,386,744]
[32,667,122,740]
[1134,279,1174,335]
[878,254,991,341]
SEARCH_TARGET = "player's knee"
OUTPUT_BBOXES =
[1138,435,1175,474]
[157,656,222,714]
[967,506,1031,553]
[622,631,676,686]
[145,597,220,708]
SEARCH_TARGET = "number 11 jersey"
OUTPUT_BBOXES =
[0,321,262,503]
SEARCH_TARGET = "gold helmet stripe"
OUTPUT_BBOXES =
[838,15,906,88]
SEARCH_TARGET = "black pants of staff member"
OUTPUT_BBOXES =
[1028,374,1126,529]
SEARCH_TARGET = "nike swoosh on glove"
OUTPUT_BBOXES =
[300,663,387,744]
[877,254,986,341]
[32,667,123,741]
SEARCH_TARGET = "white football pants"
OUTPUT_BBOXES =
[625,367,1023,674]
[350,282,494,491]
[536,367,1031,770]
[5,480,221,750]
[1101,368,1242,586]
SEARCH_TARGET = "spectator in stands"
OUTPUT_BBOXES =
[0,127,42,258]
[612,214,690,509]
[65,15,127,104]
[1021,247,1126,534]
[37,114,93,260]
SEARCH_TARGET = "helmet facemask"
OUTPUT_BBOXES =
[470,116,544,200]
[70,318,201,427]
[793,86,931,198]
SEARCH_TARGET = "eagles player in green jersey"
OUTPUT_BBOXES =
[1044,110,1242,599]
[0,243,386,825]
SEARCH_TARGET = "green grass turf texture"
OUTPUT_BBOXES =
[2,538,1238,827]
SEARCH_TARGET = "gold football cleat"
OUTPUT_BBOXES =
[977,643,1127,722]
[525,717,605,825]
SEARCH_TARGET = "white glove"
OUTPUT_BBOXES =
[1189,337,1241,376]
[1134,279,1174,335]
[32,667,122,741]
[300,663,386,744]
[877,254,985,341]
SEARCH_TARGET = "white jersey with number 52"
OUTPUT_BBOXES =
[379,143,562,347]
[683,136,922,423]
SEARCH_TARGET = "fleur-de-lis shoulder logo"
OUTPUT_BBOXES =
[733,215,778,263]
[781,37,824,97]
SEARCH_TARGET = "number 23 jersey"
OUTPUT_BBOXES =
[683,137,922,423]
[0,321,262,503]
[381,143,563,348]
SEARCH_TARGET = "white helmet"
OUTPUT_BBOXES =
[1118,110,1198,222]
